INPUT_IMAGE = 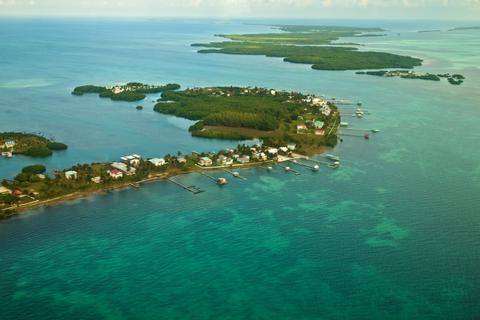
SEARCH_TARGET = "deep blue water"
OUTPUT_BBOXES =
[0,18,479,319]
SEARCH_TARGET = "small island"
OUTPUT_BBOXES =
[192,25,423,71]
[356,70,465,85]
[72,82,181,102]
[1,132,68,158]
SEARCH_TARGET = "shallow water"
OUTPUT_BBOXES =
[0,19,479,319]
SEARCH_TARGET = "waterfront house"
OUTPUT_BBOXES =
[259,152,268,161]
[91,176,102,184]
[280,147,289,153]
[1,151,13,158]
[65,170,78,180]
[237,155,250,164]
[108,169,123,179]
[268,148,278,155]
[217,155,227,165]
[287,143,296,151]
[36,174,46,180]
[198,157,212,167]
[149,158,166,167]
[130,159,140,167]
[321,105,331,116]
[177,157,187,164]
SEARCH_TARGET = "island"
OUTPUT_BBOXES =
[1,85,343,218]
[72,82,181,102]
[356,70,465,85]
[192,25,423,71]
[1,132,68,158]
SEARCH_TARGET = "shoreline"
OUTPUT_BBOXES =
[0,152,320,220]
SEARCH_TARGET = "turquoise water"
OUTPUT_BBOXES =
[0,19,479,319]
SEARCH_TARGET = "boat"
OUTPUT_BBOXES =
[340,122,349,127]
[267,166,273,171]
[364,133,370,140]
[217,177,228,185]
[326,154,340,162]
[284,166,291,172]
[312,165,320,171]
[371,129,380,133]
[232,171,240,177]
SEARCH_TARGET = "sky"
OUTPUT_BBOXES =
[0,0,479,20]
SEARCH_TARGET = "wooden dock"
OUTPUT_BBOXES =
[277,163,301,175]
[222,169,247,180]
[168,178,205,194]
[289,160,319,171]
[305,158,340,169]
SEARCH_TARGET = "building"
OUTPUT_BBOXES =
[0,186,12,195]
[297,124,308,133]
[315,129,325,136]
[314,120,325,129]
[270,90,276,96]
[65,170,78,180]
[267,148,278,155]
[287,143,296,151]
[177,156,187,164]
[280,147,289,153]
[259,152,268,161]
[91,176,102,184]
[237,155,250,164]
[111,162,136,176]
[130,159,140,167]
[36,174,46,180]
[198,157,212,167]
[321,105,331,116]
[108,169,123,179]
[149,158,166,167]
[4,140,16,148]
[1,151,13,158]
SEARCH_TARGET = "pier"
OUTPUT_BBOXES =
[199,172,228,185]
[277,163,301,175]
[305,158,340,169]
[222,169,247,180]
[289,160,320,171]
[168,178,205,194]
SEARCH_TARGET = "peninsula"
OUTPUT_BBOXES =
[1,85,342,217]
[1,132,68,158]
[192,25,423,70]
[72,82,181,102]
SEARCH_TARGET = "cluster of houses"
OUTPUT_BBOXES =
[106,83,160,95]
[1,140,15,158]
[197,144,296,167]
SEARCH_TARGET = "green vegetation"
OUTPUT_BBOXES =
[357,70,465,85]
[22,164,46,174]
[72,82,181,102]
[192,25,422,71]
[1,132,68,158]
[155,86,340,152]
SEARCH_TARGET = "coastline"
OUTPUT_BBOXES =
[0,151,322,220]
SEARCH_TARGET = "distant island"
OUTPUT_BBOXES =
[155,86,340,153]
[1,132,68,158]
[448,26,480,31]
[1,85,343,217]
[72,82,181,102]
[356,70,465,85]
[192,25,423,71]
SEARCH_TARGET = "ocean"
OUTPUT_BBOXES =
[0,18,479,319]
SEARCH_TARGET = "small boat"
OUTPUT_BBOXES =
[340,122,349,127]
[371,129,380,133]
[364,133,370,140]
[267,166,273,171]
[232,171,240,177]
[284,166,291,172]
[293,160,297,163]
[312,165,320,171]
[326,154,340,162]
[217,177,228,185]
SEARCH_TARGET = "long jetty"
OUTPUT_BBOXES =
[168,178,204,194]
[277,163,301,175]
[289,160,319,171]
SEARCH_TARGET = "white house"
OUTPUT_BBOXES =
[267,148,278,155]
[65,170,78,180]
[4,140,16,148]
[287,143,296,151]
[198,157,212,167]
[111,162,128,172]
[0,186,12,195]
[297,124,307,133]
[321,105,331,116]
[270,90,276,96]
[149,158,166,167]
[130,159,141,167]
[280,147,289,153]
